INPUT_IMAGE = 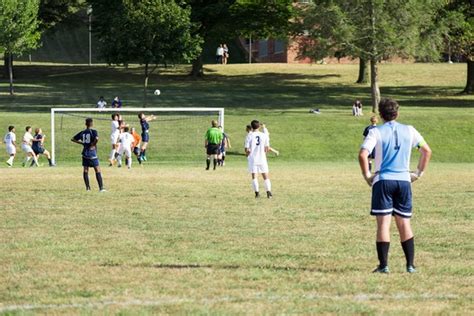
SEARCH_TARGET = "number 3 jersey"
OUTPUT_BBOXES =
[361,121,426,184]
[73,128,99,159]
[245,131,269,166]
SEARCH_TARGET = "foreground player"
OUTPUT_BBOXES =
[138,112,156,161]
[4,125,16,166]
[21,126,39,167]
[117,126,134,169]
[204,120,223,170]
[71,118,105,192]
[31,128,54,167]
[359,98,431,273]
[245,120,272,198]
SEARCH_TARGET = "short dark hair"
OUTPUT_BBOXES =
[124,126,129,132]
[379,98,399,121]
[112,113,119,120]
[85,118,93,127]
[8,125,14,132]
[246,125,251,132]
[138,112,144,119]
[25,126,31,131]
[251,120,260,130]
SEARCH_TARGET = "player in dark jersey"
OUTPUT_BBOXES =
[71,118,105,192]
[362,116,378,171]
[138,112,156,161]
[31,128,54,167]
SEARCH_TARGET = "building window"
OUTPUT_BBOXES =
[274,40,285,54]
[259,40,268,57]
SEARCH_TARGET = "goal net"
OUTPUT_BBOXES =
[50,107,224,164]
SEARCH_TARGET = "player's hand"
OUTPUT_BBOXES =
[410,169,423,183]
[363,172,374,187]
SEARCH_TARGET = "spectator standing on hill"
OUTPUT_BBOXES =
[112,96,122,108]
[223,44,229,64]
[359,98,432,274]
[96,96,107,109]
[216,44,224,64]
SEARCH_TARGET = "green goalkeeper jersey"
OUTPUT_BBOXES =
[205,127,223,144]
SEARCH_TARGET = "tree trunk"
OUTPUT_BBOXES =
[8,53,14,95]
[144,62,149,91]
[462,58,473,94]
[191,54,204,78]
[356,58,368,84]
[4,54,14,79]
[370,58,380,113]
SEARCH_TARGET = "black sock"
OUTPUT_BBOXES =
[213,159,217,169]
[206,158,210,169]
[142,149,146,157]
[376,241,390,268]
[125,158,129,166]
[95,172,103,190]
[401,237,415,267]
[222,156,225,162]
[48,158,52,165]
[30,160,35,167]
[137,156,142,164]
[83,172,90,190]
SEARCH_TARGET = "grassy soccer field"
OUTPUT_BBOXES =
[0,63,473,314]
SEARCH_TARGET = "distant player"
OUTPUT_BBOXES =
[31,128,55,167]
[109,113,120,166]
[245,120,272,198]
[116,126,134,169]
[71,118,105,192]
[21,126,39,167]
[138,112,156,161]
[204,120,223,170]
[359,98,431,273]
[4,125,16,167]
[261,123,279,156]
[217,125,231,166]
[130,127,142,164]
[362,116,378,171]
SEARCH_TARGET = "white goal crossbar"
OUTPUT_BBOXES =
[50,107,224,164]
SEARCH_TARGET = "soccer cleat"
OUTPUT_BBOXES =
[255,192,260,198]
[142,155,147,161]
[22,162,26,167]
[99,189,107,192]
[267,191,273,199]
[6,161,12,167]
[406,265,417,273]
[86,188,91,191]
[372,266,390,273]
[117,164,122,168]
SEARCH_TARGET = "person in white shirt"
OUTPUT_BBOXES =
[216,44,224,64]
[21,126,39,167]
[109,113,121,166]
[261,123,279,156]
[245,120,272,199]
[96,96,107,109]
[116,126,134,169]
[4,125,16,167]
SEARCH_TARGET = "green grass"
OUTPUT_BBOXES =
[0,63,473,313]
[0,163,473,314]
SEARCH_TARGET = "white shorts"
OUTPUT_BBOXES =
[248,163,269,174]
[111,131,120,145]
[118,146,132,157]
[6,145,16,155]
[21,144,34,154]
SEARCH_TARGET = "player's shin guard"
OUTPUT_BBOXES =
[376,241,390,268]
[252,179,259,193]
[110,149,116,160]
[95,172,104,190]
[206,158,210,170]
[83,172,91,190]
[264,179,272,192]
[213,159,217,169]
[401,237,415,268]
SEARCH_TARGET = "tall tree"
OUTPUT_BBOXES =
[38,0,83,30]
[299,0,443,111]
[88,0,201,90]
[0,0,41,95]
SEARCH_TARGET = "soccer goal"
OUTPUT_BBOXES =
[50,107,224,165]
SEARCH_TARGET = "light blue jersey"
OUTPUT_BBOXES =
[361,121,425,184]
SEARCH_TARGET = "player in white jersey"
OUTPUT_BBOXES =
[21,126,39,167]
[4,125,17,166]
[261,123,279,156]
[109,113,121,166]
[359,98,431,274]
[245,120,272,198]
[116,126,134,169]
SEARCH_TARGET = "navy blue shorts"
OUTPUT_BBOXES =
[371,180,413,218]
[82,157,99,168]
[133,147,140,155]
[33,147,45,155]
[142,133,149,142]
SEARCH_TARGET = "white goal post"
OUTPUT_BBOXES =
[50,107,224,164]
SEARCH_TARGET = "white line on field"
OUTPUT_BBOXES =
[0,293,462,312]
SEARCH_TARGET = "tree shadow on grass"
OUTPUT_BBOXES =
[0,65,472,112]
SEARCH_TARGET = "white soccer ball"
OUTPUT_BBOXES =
[154,89,161,96]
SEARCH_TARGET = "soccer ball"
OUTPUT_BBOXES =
[154,89,161,96]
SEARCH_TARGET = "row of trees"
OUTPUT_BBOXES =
[0,0,472,108]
